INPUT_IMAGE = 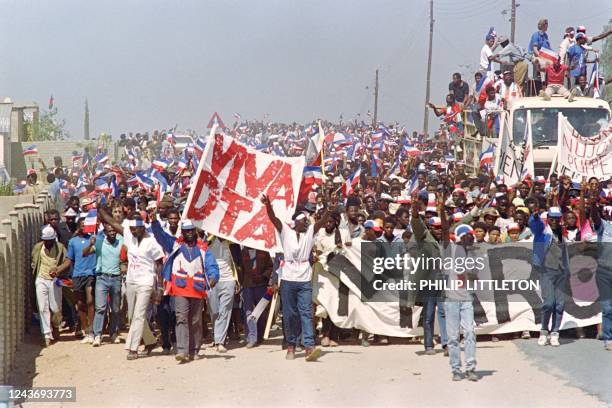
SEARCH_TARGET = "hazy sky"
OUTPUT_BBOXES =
[1,0,611,139]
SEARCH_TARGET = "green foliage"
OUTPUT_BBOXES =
[37,107,69,141]
[0,184,14,196]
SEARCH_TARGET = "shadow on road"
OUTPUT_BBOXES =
[8,326,44,390]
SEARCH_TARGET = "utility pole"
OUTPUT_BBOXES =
[84,98,90,140]
[510,0,517,43]
[423,0,434,137]
[373,69,379,127]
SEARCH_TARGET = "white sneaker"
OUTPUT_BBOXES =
[92,336,101,347]
[537,331,549,346]
[217,344,227,353]
[110,334,121,344]
[81,335,94,344]
[605,341,612,351]
[550,332,560,347]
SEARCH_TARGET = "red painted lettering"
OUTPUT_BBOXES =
[186,170,220,220]
[266,163,295,207]
[234,206,277,249]
[211,134,248,190]
[218,188,253,235]
[244,156,283,199]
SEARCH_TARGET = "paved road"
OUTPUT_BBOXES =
[514,338,612,405]
[10,332,608,408]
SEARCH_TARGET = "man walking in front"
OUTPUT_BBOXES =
[440,193,479,382]
[261,195,331,361]
[32,225,70,346]
[151,216,219,363]
[529,205,569,347]
[83,222,127,346]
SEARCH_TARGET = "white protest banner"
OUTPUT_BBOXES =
[493,115,521,186]
[182,132,305,252]
[555,113,612,180]
[319,241,602,337]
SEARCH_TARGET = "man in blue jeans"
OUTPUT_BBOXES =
[589,197,612,351]
[262,194,332,361]
[441,211,479,382]
[529,204,569,347]
[83,222,127,346]
[411,197,448,356]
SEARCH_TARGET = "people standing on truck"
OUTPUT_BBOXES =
[480,30,502,74]
[498,70,522,108]
[448,73,470,106]
[567,33,594,88]
[540,57,571,100]
[528,18,551,78]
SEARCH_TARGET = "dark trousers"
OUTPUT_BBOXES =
[157,295,175,350]
[175,296,203,356]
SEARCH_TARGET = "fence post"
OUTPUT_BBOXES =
[0,233,8,383]
[0,219,16,373]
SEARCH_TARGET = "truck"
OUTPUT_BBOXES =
[460,96,611,177]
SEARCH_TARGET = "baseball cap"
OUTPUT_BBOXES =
[482,208,500,218]
[455,224,474,241]
[428,216,442,227]
[41,225,57,241]
[180,220,196,230]
[452,212,464,222]
[576,32,586,40]
[379,193,393,201]
[507,222,520,232]
[364,220,382,232]
[64,208,78,218]
[548,207,562,218]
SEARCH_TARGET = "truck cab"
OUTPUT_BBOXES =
[506,96,610,176]
[461,96,610,177]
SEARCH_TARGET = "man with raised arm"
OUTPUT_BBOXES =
[261,194,331,361]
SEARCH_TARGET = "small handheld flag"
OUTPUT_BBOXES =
[83,209,98,234]
[22,145,38,156]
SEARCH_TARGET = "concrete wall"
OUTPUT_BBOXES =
[10,141,111,179]
[0,191,52,383]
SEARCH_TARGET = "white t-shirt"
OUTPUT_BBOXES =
[314,228,339,270]
[280,223,315,282]
[208,238,235,281]
[123,226,164,286]
[480,44,493,71]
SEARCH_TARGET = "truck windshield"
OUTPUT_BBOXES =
[512,108,609,147]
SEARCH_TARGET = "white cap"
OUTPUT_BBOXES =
[41,225,57,241]
[180,220,196,230]
[64,208,78,217]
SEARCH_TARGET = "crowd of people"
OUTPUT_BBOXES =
[23,18,612,382]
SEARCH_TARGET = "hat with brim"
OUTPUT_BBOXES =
[41,225,57,241]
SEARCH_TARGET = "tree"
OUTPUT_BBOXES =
[37,107,68,141]
[84,98,90,140]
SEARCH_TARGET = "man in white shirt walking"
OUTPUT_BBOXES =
[100,209,164,360]
[261,195,332,361]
